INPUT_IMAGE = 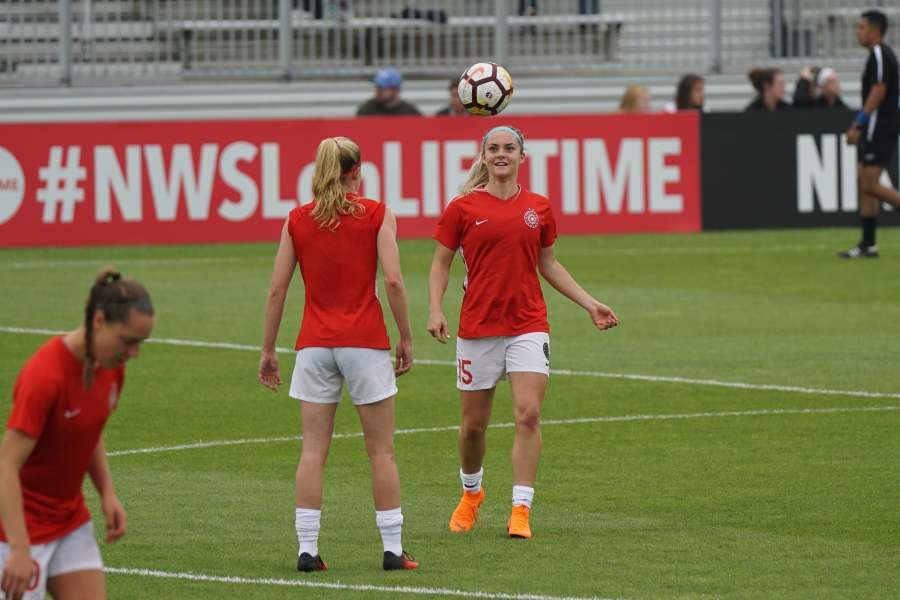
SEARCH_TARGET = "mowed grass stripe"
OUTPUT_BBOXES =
[3,326,899,401]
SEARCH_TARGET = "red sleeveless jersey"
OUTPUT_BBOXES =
[2,336,123,544]
[289,194,390,350]
[434,186,557,339]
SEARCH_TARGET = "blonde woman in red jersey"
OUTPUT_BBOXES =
[259,136,418,572]
[428,126,618,539]
[0,270,154,600]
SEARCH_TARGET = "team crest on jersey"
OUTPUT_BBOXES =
[108,382,118,410]
[523,208,539,229]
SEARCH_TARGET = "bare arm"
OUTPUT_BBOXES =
[259,219,297,391]
[0,429,38,599]
[863,82,887,115]
[847,83,887,143]
[426,243,456,343]
[538,245,618,331]
[87,437,126,543]
[377,208,413,376]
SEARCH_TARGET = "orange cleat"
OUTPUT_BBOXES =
[448,488,485,532]
[506,505,532,539]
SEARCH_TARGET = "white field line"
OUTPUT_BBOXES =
[105,406,900,458]
[3,326,900,401]
[104,567,620,600]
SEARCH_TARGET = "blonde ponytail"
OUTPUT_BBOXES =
[311,137,365,230]
[458,158,490,194]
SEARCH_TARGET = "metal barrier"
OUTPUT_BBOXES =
[0,0,896,86]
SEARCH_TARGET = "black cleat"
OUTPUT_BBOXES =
[838,245,879,259]
[383,550,419,570]
[297,552,328,572]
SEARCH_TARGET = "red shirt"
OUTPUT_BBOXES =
[289,194,391,350]
[2,337,123,544]
[434,186,557,339]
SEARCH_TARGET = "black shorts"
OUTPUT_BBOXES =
[859,122,899,167]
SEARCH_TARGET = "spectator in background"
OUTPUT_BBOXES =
[674,73,705,110]
[745,67,790,111]
[814,68,848,109]
[792,66,819,108]
[436,77,469,116]
[357,69,422,117]
[619,84,652,113]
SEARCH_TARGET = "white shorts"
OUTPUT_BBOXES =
[456,332,550,391]
[0,521,103,600]
[289,347,398,405]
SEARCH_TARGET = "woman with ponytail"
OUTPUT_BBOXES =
[259,136,417,572]
[0,269,154,600]
[428,125,618,540]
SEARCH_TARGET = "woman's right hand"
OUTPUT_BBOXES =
[1,547,36,600]
[258,350,282,392]
[426,310,451,344]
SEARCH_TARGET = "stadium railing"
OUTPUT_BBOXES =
[0,0,892,87]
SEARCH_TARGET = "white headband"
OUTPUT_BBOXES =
[817,67,835,87]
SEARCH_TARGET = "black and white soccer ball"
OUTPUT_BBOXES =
[457,62,514,116]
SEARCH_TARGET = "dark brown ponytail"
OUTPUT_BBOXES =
[83,268,153,387]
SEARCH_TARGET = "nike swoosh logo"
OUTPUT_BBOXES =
[64,408,81,419]
[475,219,488,226]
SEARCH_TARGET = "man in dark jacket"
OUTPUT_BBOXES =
[357,68,422,116]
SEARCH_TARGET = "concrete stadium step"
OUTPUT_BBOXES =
[0,70,864,122]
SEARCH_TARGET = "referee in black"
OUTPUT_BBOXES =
[842,9,900,258]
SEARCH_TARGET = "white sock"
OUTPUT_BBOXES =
[512,485,534,509]
[295,508,321,557]
[460,467,483,493]
[375,507,403,556]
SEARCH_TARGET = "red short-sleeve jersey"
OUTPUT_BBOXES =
[1,336,123,544]
[289,194,391,350]
[434,186,558,339]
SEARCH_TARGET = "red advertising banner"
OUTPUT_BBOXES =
[0,113,699,247]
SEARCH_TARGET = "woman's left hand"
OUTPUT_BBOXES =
[259,351,282,391]
[588,301,619,331]
[101,494,127,543]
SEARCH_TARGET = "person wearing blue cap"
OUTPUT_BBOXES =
[356,68,422,117]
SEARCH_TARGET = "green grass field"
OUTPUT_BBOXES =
[1,228,899,599]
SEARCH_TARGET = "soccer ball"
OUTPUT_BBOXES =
[457,62,513,116]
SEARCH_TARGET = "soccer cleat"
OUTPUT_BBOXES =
[449,487,485,532]
[297,552,328,572]
[507,505,532,539]
[838,245,879,258]
[383,550,419,570]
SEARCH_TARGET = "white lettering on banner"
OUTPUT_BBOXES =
[383,142,419,217]
[648,138,683,213]
[218,142,259,222]
[422,141,440,216]
[841,135,858,211]
[526,140,558,197]
[561,139,579,215]
[0,146,26,225]
[796,134,896,213]
[262,143,296,218]
[797,135,838,213]
[443,141,478,204]
[360,162,381,203]
[584,138,643,214]
[145,144,218,221]
[297,162,315,205]
[30,136,693,228]
[95,146,142,222]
